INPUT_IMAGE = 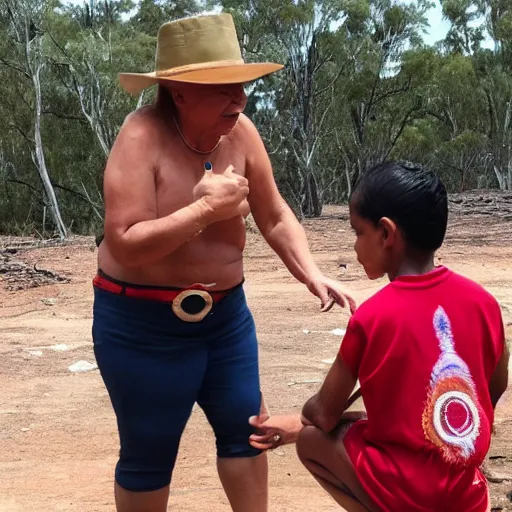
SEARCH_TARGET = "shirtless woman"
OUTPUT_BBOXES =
[92,13,355,512]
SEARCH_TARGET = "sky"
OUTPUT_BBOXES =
[423,1,451,46]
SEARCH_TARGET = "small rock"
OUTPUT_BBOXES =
[331,328,346,336]
[68,360,98,373]
[21,428,29,432]
[486,471,512,483]
[41,298,57,306]
[50,344,68,352]
[28,350,43,357]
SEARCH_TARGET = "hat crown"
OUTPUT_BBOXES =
[155,13,243,72]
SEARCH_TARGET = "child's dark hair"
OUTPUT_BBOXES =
[350,161,448,252]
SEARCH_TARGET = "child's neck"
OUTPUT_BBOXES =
[388,254,436,282]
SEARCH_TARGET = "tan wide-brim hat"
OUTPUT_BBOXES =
[119,13,284,96]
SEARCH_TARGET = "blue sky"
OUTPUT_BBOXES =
[424,1,451,45]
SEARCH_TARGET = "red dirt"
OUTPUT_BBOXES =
[1,206,511,511]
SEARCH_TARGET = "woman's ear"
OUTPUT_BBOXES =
[166,83,185,106]
[379,217,397,247]
[172,90,185,106]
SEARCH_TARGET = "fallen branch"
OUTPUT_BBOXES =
[0,250,70,290]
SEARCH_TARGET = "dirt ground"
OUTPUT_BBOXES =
[1,205,512,512]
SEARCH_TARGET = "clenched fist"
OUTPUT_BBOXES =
[193,165,250,222]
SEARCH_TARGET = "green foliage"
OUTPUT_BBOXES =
[0,0,511,235]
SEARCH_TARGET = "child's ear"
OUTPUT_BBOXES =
[379,217,397,247]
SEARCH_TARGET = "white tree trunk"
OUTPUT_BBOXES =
[3,5,67,239]
[31,45,67,238]
[76,65,110,158]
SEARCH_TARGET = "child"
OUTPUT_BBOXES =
[249,161,509,511]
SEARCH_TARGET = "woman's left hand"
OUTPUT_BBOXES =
[306,274,357,314]
[249,414,304,450]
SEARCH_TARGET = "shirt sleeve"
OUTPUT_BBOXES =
[338,316,367,379]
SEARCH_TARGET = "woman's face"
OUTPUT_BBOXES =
[166,82,248,137]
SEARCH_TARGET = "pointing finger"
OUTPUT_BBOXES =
[320,296,336,312]
[316,287,331,310]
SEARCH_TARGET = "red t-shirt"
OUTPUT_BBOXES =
[340,266,504,512]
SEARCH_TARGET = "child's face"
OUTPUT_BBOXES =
[349,206,397,280]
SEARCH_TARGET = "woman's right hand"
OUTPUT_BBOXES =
[248,413,304,450]
[193,165,249,222]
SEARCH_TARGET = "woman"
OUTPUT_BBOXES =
[93,13,355,512]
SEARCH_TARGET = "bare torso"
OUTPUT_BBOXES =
[98,106,249,290]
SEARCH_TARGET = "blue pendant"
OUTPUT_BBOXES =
[204,161,213,172]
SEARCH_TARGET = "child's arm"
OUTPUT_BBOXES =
[489,341,509,409]
[301,356,357,433]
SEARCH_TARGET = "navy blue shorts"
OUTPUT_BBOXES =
[92,277,262,492]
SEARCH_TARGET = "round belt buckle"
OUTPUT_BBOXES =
[172,289,213,322]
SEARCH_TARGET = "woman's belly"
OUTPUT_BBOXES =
[97,237,245,290]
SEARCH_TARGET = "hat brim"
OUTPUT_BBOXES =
[119,62,284,96]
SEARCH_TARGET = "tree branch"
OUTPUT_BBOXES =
[314,63,345,98]
[0,57,30,79]
[384,105,419,160]
[42,110,86,122]
[9,122,35,144]
[6,178,39,194]
[51,182,88,201]
[5,179,46,207]
[51,181,104,220]
[374,77,412,106]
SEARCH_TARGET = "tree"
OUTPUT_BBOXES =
[0,0,67,238]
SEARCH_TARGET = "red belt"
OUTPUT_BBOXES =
[92,273,231,303]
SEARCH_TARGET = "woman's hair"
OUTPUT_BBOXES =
[155,84,178,115]
[350,161,448,253]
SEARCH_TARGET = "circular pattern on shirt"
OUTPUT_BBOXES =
[433,390,480,445]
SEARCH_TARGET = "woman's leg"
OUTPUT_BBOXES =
[198,303,268,512]
[216,455,268,512]
[296,413,379,512]
[93,290,208,512]
[114,485,171,512]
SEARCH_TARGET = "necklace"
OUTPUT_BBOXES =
[173,116,222,156]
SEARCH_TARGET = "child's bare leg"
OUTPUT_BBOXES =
[296,414,378,512]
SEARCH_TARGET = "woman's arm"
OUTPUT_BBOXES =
[103,113,214,267]
[242,115,356,312]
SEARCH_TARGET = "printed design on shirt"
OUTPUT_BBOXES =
[422,306,481,465]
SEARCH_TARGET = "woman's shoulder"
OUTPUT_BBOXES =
[232,114,263,143]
